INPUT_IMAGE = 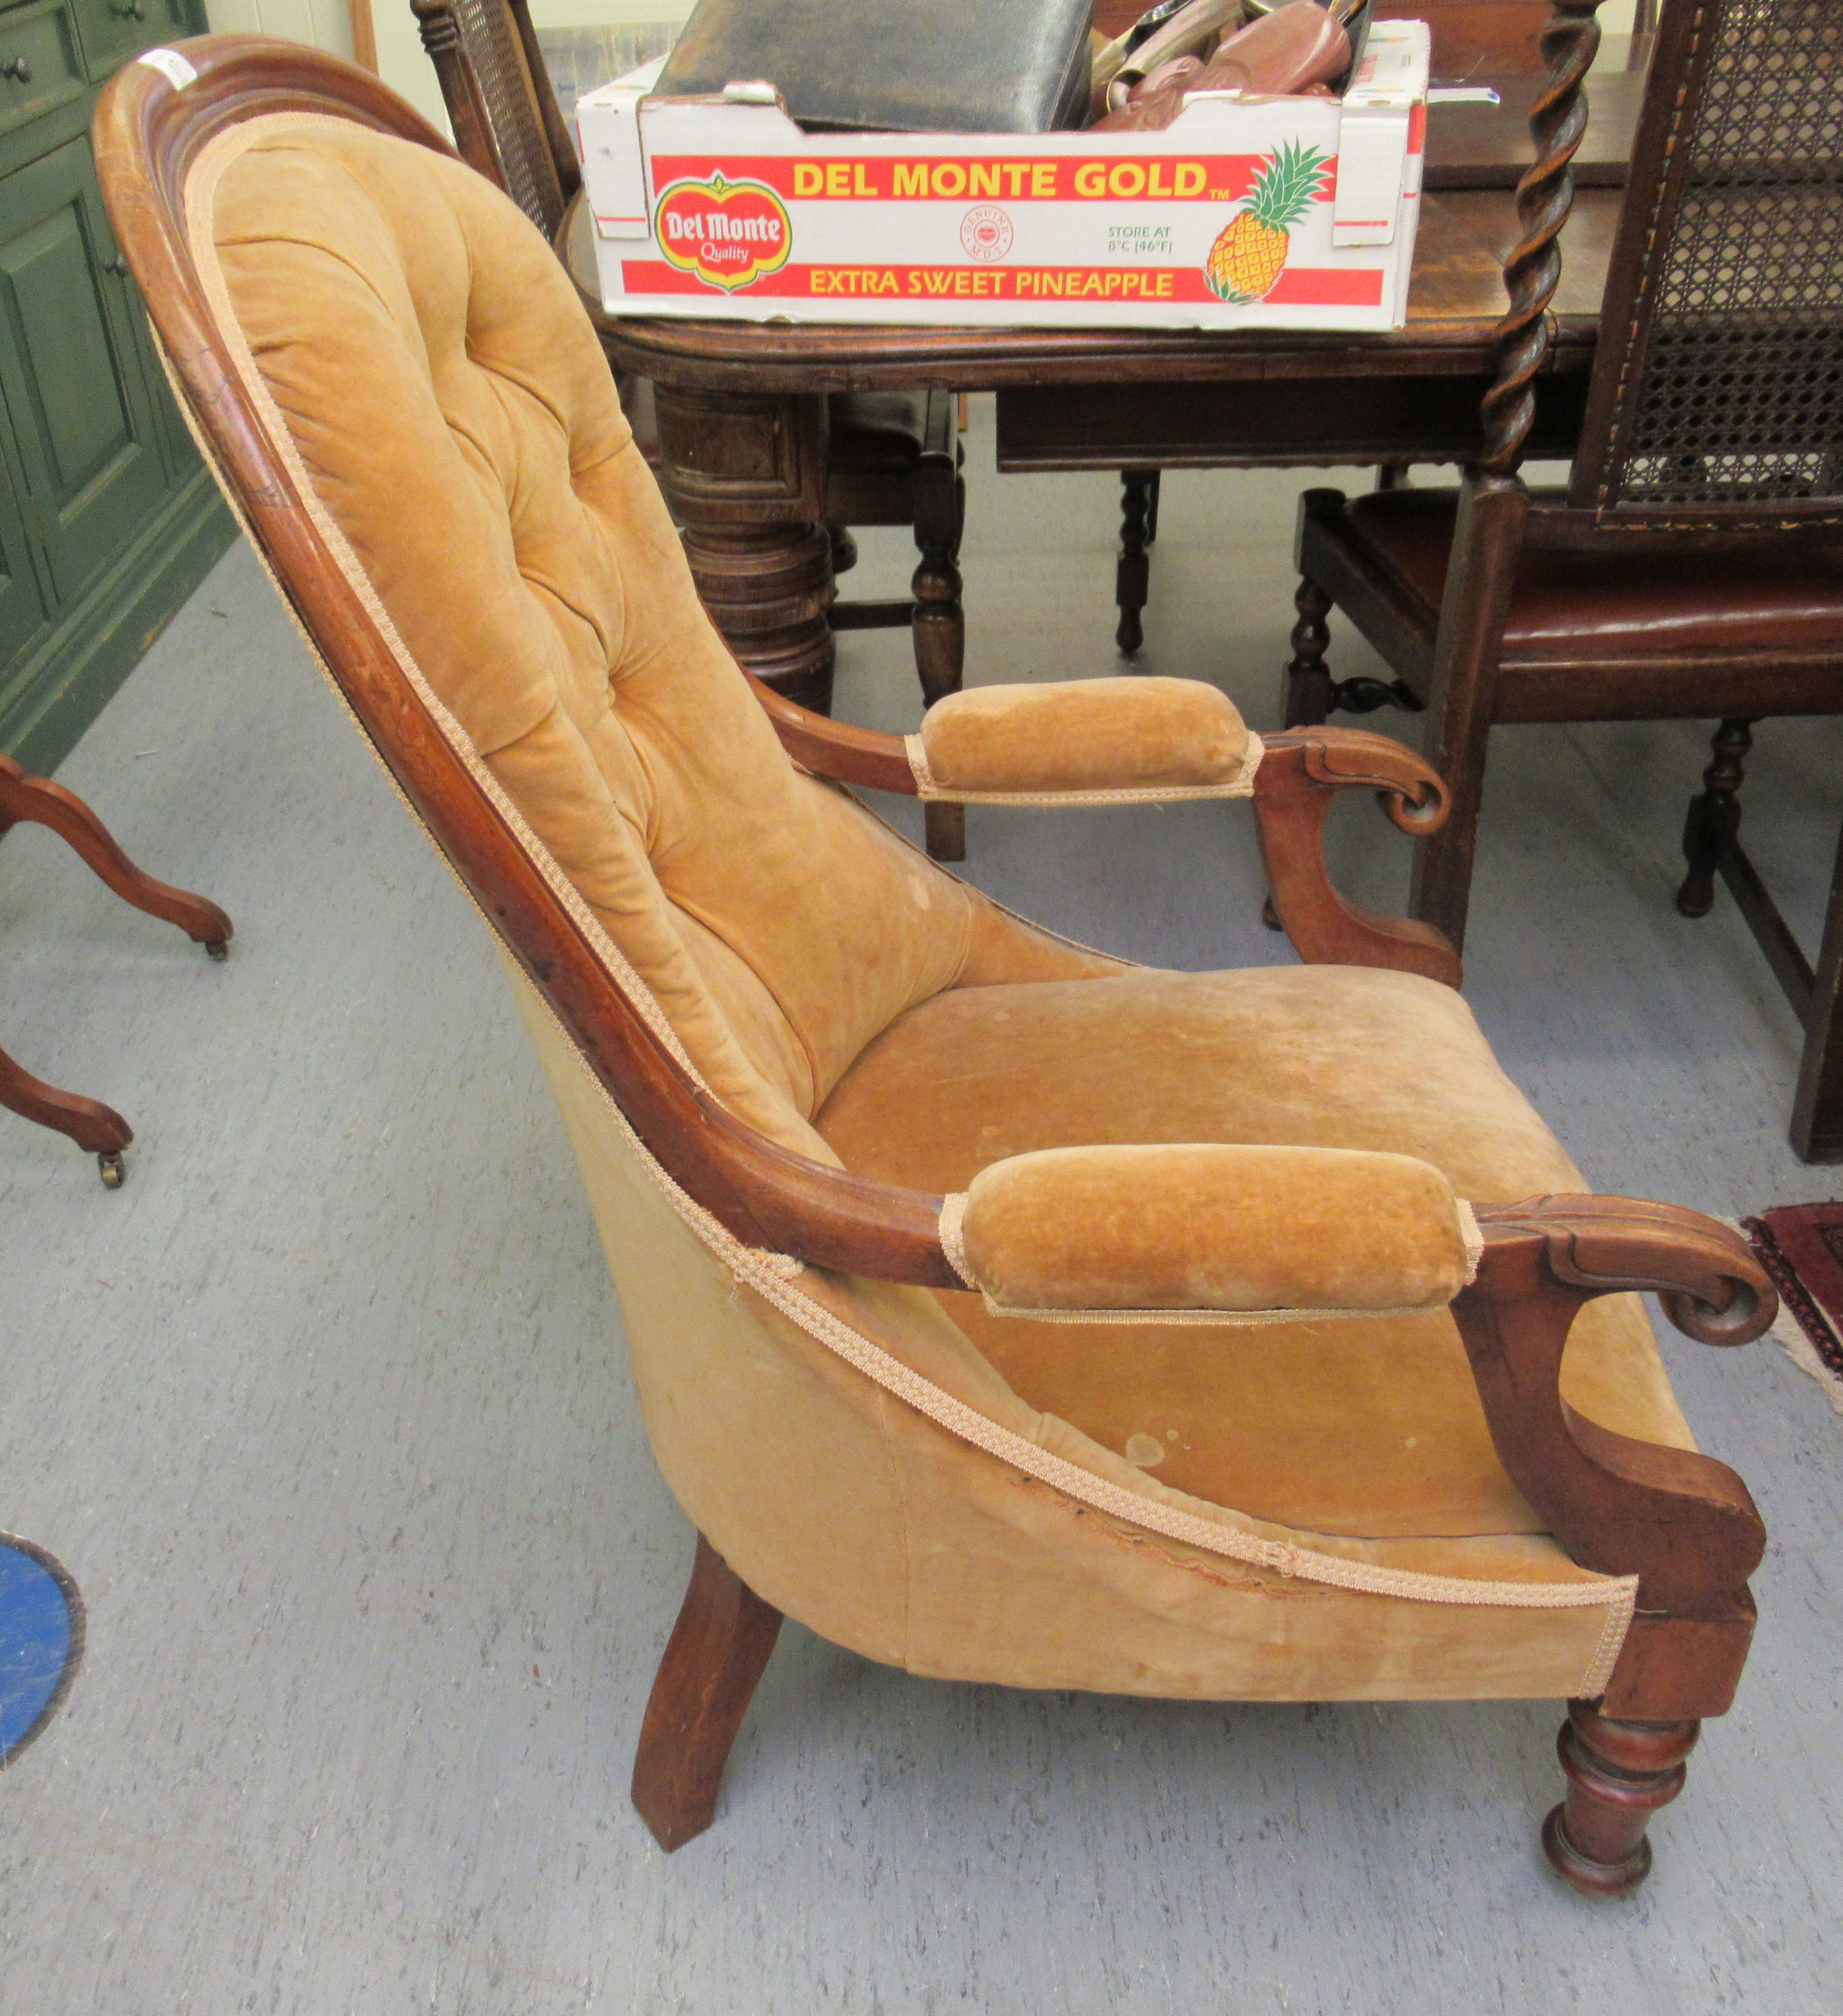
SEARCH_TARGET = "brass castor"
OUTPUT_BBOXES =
[205,939,229,962]
[97,1151,125,1189]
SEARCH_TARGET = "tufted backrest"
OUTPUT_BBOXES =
[203,117,989,1154]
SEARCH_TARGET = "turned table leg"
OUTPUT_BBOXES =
[631,1532,784,1852]
[653,387,836,714]
[1543,1700,1699,1896]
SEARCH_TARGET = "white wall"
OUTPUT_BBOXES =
[204,0,353,63]
[368,0,458,132]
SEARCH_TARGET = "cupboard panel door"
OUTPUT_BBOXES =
[0,131,167,608]
[0,422,49,669]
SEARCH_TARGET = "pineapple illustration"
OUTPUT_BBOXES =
[1205,142,1328,304]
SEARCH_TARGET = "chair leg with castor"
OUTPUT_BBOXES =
[0,1042,133,1185]
[631,1533,784,1852]
[1282,576,1334,727]
[1542,1700,1699,1896]
[1677,718,1755,918]
[0,753,234,955]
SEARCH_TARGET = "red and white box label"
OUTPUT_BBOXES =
[577,22,1428,332]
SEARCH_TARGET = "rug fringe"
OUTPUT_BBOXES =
[1769,1305,1843,1417]
[1723,1216,1843,1419]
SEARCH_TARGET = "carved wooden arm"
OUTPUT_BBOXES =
[1454,1195,1770,1715]
[1253,728,1461,985]
[749,673,1247,802]
[754,686,1460,984]
[749,677,919,794]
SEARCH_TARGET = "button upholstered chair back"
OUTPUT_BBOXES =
[154,63,1076,1160]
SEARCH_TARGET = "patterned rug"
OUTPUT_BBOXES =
[1739,1206,1843,1417]
[0,1536,83,1767]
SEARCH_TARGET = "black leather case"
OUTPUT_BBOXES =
[655,0,1095,134]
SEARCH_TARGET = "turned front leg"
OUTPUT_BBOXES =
[1544,1701,1699,1896]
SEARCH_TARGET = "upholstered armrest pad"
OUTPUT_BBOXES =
[909,677,1256,802]
[943,1143,1482,1318]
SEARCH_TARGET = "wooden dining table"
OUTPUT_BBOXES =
[563,40,1638,711]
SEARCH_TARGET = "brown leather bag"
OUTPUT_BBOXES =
[1095,1,1350,131]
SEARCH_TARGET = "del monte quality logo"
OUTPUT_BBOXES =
[654,172,792,293]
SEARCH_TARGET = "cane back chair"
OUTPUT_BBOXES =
[99,34,1775,1895]
[410,0,970,862]
[1285,0,1843,1159]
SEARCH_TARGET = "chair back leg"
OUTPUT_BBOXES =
[631,1533,784,1851]
[1407,471,1530,951]
[1790,810,1843,1162]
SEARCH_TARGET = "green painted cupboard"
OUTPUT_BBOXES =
[0,0,233,773]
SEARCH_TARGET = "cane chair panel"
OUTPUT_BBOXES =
[1577,0,1843,524]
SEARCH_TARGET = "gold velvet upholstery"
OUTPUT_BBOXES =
[914,676,1251,797]
[951,1142,1478,1316]
[180,104,1704,1707]
[818,965,1693,1540]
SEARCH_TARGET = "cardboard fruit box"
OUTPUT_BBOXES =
[575,18,1429,333]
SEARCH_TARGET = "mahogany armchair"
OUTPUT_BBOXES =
[409,0,970,861]
[1282,0,1843,1159]
[98,34,1774,1897]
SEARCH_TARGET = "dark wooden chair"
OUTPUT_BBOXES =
[411,0,969,860]
[0,754,231,1185]
[1283,0,1843,1161]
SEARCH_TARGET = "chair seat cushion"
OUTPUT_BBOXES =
[1349,487,1843,654]
[816,963,1695,1542]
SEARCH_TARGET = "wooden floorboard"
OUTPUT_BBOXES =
[1,408,1838,2015]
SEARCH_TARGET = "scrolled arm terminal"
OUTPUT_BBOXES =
[1253,727,1461,985]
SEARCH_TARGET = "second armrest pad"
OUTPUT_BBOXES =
[947,1143,1481,1317]
[911,677,1253,799]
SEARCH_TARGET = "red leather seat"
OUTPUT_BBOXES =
[1348,488,1843,655]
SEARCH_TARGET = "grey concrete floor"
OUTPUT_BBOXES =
[2,406,1840,2014]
